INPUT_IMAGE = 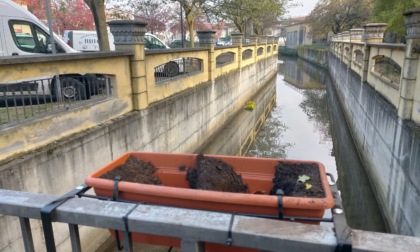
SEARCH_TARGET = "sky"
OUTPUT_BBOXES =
[287,0,319,17]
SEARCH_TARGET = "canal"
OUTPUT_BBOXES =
[201,56,387,233]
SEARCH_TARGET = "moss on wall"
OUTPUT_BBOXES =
[297,46,330,69]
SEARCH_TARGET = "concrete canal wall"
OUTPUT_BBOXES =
[328,54,420,237]
[297,47,329,69]
[296,12,420,237]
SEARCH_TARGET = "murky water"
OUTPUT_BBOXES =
[199,56,387,232]
[247,58,336,178]
[246,56,387,232]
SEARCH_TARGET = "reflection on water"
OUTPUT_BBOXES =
[247,56,386,232]
[248,57,336,179]
[246,105,292,158]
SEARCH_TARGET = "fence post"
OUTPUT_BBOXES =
[248,35,258,62]
[108,20,148,110]
[197,30,216,82]
[231,33,243,68]
[342,31,351,67]
[399,9,420,121]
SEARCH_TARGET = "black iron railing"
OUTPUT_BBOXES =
[0,74,112,127]
[154,58,202,84]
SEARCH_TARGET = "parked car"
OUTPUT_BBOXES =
[169,39,199,48]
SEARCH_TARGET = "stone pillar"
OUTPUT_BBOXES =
[108,20,148,110]
[248,35,258,46]
[197,30,216,82]
[197,30,216,48]
[342,31,350,42]
[350,29,364,42]
[363,23,387,43]
[273,36,280,55]
[259,36,267,45]
[399,9,420,121]
[231,33,243,68]
[231,33,243,46]
[359,26,371,82]
[342,31,351,66]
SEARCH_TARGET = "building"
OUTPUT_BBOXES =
[282,16,312,49]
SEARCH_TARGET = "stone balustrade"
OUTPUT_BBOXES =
[330,16,420,123]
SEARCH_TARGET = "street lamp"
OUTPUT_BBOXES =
[179,2,184,48]
[44,0,62,101]
[44,0,55,54]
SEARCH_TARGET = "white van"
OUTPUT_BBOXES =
[0,0,111,103]
[0,0,77,56]
[63,30,115,52]
[63,30,169,52]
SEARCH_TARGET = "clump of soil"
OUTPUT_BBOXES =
[186,154,248,193]
[100,155,161,185]
[270,162,324,198]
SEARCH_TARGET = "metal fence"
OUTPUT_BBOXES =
[154,58,202,84]
[216,52,235,68]
[242,49,253,60]
[0,74,112,127]
[1,176,416,252]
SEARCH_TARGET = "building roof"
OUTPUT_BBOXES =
[280,16,308,27]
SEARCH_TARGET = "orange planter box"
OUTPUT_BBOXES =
[85,152,334,251]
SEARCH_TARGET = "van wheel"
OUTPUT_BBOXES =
[163,61,179,77]
[61,77,86,100]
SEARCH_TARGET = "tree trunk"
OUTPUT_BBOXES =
[84,0,110,51]
[187,15,194,48]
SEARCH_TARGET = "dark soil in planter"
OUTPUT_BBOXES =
[186,154,248,193]
[100,155,161,185]
[270,162,325,198]
[99,155,324,198]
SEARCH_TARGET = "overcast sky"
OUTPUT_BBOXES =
[286,0,319,17]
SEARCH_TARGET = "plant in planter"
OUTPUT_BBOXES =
[85,152,334,251]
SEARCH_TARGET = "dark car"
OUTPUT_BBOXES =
[169,40,199,48]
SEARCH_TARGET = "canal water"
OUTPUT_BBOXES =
[201,56,387,232]
[249,56,387,232]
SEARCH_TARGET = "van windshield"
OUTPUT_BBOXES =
[9,20,65,54]
[144,34,166,49]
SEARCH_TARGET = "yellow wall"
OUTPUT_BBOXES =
[0,54,132,162]
[0,40,280,163]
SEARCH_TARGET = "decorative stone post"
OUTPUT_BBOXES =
[231,33,243,46]
[108,20,148,110]
[273,36,280,55]
[341,31,351,66]
[197,30,216,48]
[259,36,267,45]
[342,31,350,42]
[362,23,387,43]
[231,33,243,68]
[399,9,420,121]
[197,30,216,81]
[248,35,258,45]
[350,29,364,42]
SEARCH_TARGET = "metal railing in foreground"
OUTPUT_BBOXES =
[1,184,420,251]
[0,74,112,128]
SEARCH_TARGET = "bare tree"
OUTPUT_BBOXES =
[203,0,289,35]
[307,0,374,38]
[84,0,110,51]
[170,0,206,47]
